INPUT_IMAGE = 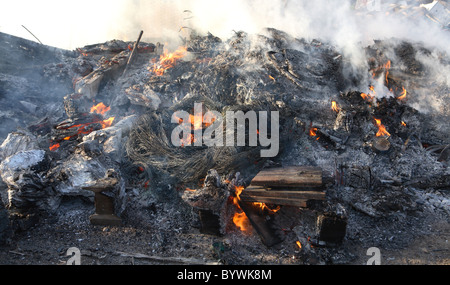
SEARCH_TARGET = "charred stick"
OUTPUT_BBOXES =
[122,30,144,76]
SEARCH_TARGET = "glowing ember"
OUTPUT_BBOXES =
[331,101,339,113]
[401,121,407,127]
[49,143,60,151]
[90,102,111,115]
[150,46,187,76]
[374,118,391,137]
[309,127,318,137]
[296,240,302,249]
[49,103,115,150]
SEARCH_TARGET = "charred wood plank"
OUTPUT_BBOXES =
[251,166,322,188]
[240,185,326,206]
[239,196,308,208]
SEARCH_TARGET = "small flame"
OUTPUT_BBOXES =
[269,75,275,82]
[296,241,302,249]
[401,121,407,127]
[151,46,187,76]
[231,185,252,234]
[397,87,407,101]
[90,102,111,115]
[101,117,115,129]
[309,127,318,137]
[384,60,391,85]
[253,202,281,214]
[361,85,376,102]
[374,118,391,137]
[331,101,339,113]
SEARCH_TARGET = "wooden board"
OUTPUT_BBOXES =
[239,195,308,208]
[250,166,322,188]
[242,185,326,200]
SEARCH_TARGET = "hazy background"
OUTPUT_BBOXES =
[1,0,448,53]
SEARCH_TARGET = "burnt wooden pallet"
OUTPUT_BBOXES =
[238,166,326,247]
[240,185,325,207]
[241,166,325,208]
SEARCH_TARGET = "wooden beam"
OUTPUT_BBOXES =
[242,185,326,200]
[240,195,309,207]
[251,166,322,187]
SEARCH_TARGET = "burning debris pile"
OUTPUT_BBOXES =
[0,18,449,264]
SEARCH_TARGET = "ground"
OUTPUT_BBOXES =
[0,203,448,265]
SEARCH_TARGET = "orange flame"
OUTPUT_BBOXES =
[253,202,281,214]
[296,241,302,249]
[151,46,187,76]
[374,118,391,137]
[309,127,318,137]
[401,121,407,127]
[361,85,376,102]
[397,87,407,101]
[231,185,252,234]
[384,60,391,85]
[90,102,111,115]
[101,117,115,129]
[331,101,339,113]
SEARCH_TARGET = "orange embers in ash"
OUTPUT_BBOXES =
[361,85,376,102]
[49,102,115,151]
[309,127,320,141]
[173,111,216,147]
[150,46,187,76]
[49,143,60,152]
[296,240,302,249]
[309,127,318,137]
[374,118,391,137]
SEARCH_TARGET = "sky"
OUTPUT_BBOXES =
[0,0,127,49]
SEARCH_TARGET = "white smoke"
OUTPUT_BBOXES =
[2,1,448,54]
